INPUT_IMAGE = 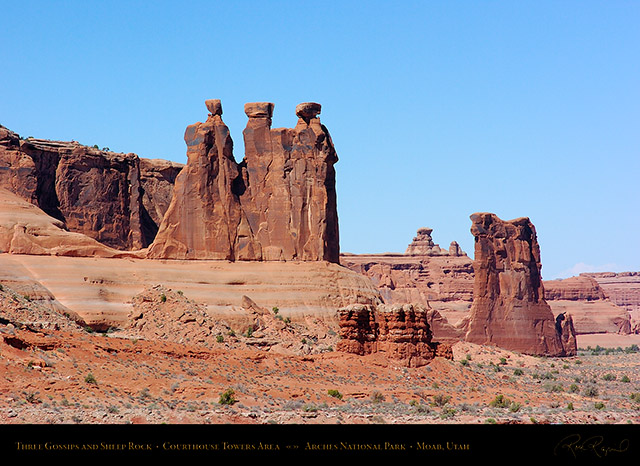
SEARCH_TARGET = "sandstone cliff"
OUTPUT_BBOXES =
[148,100,340,262]
[464,212,576,356]
[0,124,182,252]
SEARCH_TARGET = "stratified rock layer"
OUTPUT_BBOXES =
[464,212,576,356]
[336,303,452,367]
[0,124,181,252]
[148,100,339,262]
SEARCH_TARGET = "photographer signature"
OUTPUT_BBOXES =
[554,434,629,458]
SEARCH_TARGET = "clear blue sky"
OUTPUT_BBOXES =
[1,1,638,279]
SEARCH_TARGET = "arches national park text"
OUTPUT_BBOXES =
[305,441,471,452]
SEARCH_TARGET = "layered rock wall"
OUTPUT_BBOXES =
[464,212,576,356]
[337,303,452,367]
[0,124,181,252]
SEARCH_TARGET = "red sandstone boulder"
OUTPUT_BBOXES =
[464,213,576,357]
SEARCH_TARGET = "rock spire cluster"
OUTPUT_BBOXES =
[148,100,340,262]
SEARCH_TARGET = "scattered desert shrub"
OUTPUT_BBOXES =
[25,391,41,404]
[594,402,605,410]
[489,394,511,409]
[431,394,451,407]
[583,385,599,397]
[371,391,385,403]
[545,383,564,393]
[84,373,97,385]
[513,368,524,376]
[219,389,237,405]
[216,335,224,343]
[602,373,616,382]
[159,293,167,302]
[328,389,343,400]
[569,384,580,393]
[440,407,457,420]
[630,393,640,403]
[567,402,574,411]
[621,375,630,383]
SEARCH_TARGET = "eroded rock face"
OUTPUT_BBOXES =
[148,100,340,262]
[464,213,576,356]
[139,158,184,246]
[544,276,607,301]
[336,303,452,367]
[147,102,249,260]
[0,125,174,251]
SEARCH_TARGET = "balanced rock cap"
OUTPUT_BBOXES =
[244,102,274,118]
[295,102,322,119]
[205,99,222,116]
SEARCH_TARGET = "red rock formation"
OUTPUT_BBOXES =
[147,99,250,260]
[585,272,640,314]
[544,276,607,301]
[148,99,340,262]
[0,125,171,251]
[336,303,451,367]
[464,212,576,356]
[139,158,183,246]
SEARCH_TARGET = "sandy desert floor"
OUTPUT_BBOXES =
[1,280,639,461]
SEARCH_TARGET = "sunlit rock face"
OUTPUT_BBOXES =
[148,100,340,263]
[464,212,577,357]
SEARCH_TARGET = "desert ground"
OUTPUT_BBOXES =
[2,281,639,427]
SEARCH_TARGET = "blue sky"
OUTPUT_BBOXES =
[1,1,638,279]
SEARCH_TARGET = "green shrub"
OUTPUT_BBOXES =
[567,402,574,410]
[485,418,497,424]
[160,293,167,303]
[440,407,457,420]
[219,389,237,405]
[602,373,616,382]
[513,368,524,376]
[431,394,451,407]
[328,389,343,400]
[621,375,630,383]
[594,402,605,410]
[85,373,97,385]
[583,385,599,397]
[272,307,279,314]
[371,391,385,403]
[630,393,640,403]
[489,394,511,409]
[569,384,579,393]
[216,335,224,343]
